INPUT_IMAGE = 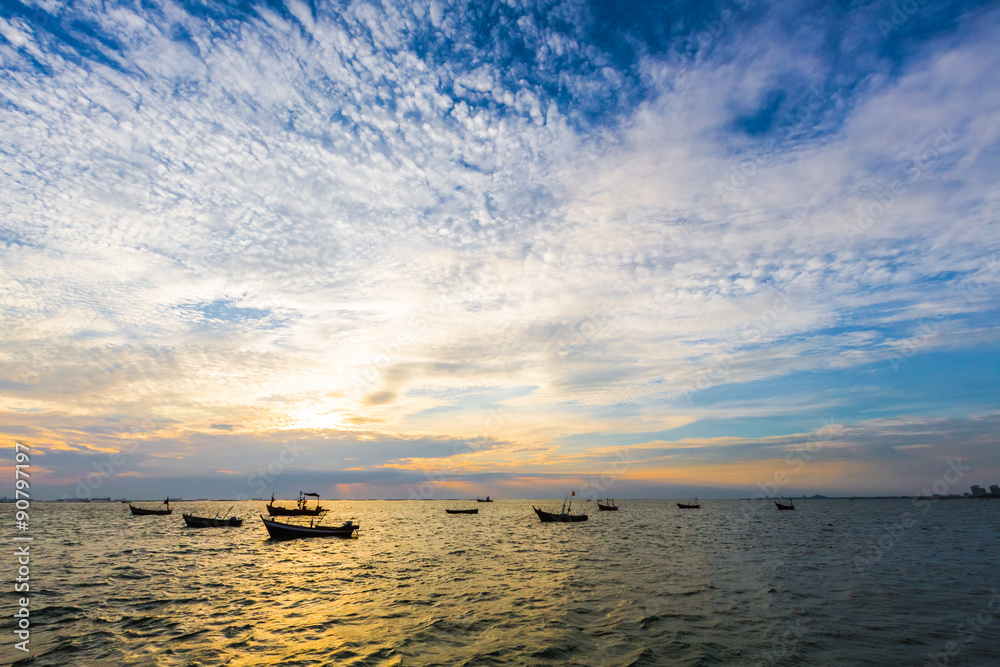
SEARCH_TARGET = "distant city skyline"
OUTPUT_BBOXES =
[2,0,999,500]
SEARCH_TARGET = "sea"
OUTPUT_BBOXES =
[2,499,999,666]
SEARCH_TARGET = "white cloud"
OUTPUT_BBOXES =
[1,0,998,492]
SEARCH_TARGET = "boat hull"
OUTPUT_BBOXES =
[129,504,171,516]
[533,507,588,522]
[260,515,359,540]
[676,503,701,509]
[183,513,242,527]
[775,502,795,510]
[597,504,618,511]
[445,509,478,514]
[265,504,327,516]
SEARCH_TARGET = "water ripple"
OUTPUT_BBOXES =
[2,499,999,665]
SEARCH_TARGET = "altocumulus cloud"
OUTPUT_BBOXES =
[1,0,998,497]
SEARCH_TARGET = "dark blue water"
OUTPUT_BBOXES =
[2,499,998,665]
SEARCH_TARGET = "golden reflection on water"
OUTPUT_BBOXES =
[8,498,1000,665]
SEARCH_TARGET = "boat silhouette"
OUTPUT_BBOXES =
[260,515,359,540]
[266,491,328,516]
[129,499,171,516]
[677,497,701,509]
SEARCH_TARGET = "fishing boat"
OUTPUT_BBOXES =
[534,506,588,522]
[775,499,795,510]
[445,508,479,514]
[477,496,493,502]
[129,499,172,516]
[183,513,243,527]
[677,497,701,509]
[597,498,618,511]
[534,491,588,522]
[260,515,359,540]
[266,491,328,516]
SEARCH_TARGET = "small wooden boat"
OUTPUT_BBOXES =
[597,498,618,511]
[183,513,243,527]
[775,499,795,510]
[677,497,701,509]
[534,491,587,522]
[534,506,588,522]
[260,515,359,540]
[266,491,328,516]
[445,508,479,514]
[130,499,171,516]
[476,496,493,502]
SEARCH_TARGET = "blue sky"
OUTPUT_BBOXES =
[1,0,998,499]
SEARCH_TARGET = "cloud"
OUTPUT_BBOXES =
[1,0,998,495]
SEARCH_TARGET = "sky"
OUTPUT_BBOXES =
[1,0,998,500]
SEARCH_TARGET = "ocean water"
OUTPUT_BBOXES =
[2,499,999,666]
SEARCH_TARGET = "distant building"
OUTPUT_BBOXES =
[990,485,1000,498]
[971,485,987,498]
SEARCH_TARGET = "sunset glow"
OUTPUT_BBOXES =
[2,0,998,500]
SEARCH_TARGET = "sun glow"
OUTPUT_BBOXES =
[281,409,347,432]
